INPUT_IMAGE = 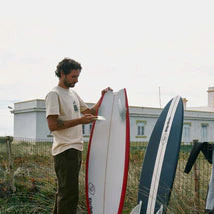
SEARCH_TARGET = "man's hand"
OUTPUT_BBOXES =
[82,87,113,116]
[80,114,98,124]
[47,114,97,132]
[101,87,113,96]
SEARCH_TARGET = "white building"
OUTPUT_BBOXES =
[13,99,49,141]
[12,87,214,143]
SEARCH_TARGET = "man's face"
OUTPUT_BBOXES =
[62,69,80,88]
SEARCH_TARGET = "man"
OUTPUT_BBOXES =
[45,58,111,214]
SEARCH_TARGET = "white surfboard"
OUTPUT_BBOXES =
[86,89,130,214]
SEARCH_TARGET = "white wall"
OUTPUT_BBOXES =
[36,111,51,141]
[14,112,37,139]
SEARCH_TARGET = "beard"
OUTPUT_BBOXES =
[64,78,75,88]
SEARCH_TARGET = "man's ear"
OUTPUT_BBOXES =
[60,70,64,78]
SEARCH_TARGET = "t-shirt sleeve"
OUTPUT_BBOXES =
[45,91,60,118]
[74,92,89,113]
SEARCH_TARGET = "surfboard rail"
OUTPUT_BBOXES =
[85,92,105,214]
[118,88,130,214]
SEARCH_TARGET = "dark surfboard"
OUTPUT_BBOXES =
[131,96,184,214]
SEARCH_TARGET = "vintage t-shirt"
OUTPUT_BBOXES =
[45,86,88,156]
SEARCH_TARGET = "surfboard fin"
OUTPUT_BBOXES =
[130,201,142,214]
[156,205,163,214]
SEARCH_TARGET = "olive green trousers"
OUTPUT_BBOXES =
[53,148,82,214]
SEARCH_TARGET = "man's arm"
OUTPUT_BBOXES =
[81,102,99,116]
[82,87,113,116]
[47,114,97,132]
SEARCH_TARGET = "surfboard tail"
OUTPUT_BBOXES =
[130,201,142,214]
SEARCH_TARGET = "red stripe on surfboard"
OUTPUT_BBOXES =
[85,94,105,214]
[118,88,130,214]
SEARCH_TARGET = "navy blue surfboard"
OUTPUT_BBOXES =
[130,96,184,214]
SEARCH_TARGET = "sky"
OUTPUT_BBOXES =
[0,0,214,135]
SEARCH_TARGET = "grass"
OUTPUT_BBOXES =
[0,141,211,213]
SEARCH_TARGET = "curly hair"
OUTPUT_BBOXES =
[55,58,82,78]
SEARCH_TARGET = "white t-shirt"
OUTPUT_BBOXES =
[45,86,88,156]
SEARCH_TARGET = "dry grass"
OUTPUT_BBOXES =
[0,141,212,213]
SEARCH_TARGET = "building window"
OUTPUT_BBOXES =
[90,124,93,132]
[137,121,145,136]
[201,123,208,142]
[183,124,190,143]
[82,125,85,135]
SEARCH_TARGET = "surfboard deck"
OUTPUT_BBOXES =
[132,96,184,214]
[86,89,130,214]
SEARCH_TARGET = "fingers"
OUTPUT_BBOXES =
[90,115,98,121]
[101,87,113,96]
[107,87,113,91]
[85,114,97,119]
[81,114,98,124]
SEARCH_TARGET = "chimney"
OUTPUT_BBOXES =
[207,87,214,108]
[182,98,188,110]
